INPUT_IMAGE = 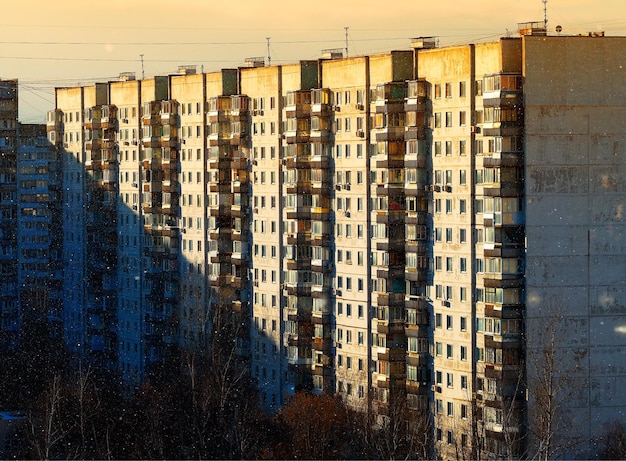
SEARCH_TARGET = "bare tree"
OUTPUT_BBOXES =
[526,310,585,460]
[599,419,626,459]
[29,373,66,460]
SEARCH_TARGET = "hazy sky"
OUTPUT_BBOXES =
[3,0,626,122]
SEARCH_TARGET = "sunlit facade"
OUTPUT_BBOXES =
[43,29,626,459]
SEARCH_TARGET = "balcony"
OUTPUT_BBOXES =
[375,126,404,142]
[285,207,311,220]
[376,155,404,169]
[481,121,522,137]
[483,181,523,197]
[482,273,524,289]
[483,152,523,168]
[377,293,404,308]
[404,125,426,140]
[284,129,310,144]
[142,136,161,149]
[309,129,330,143]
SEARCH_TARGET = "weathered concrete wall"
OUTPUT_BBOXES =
[524,35,626,457]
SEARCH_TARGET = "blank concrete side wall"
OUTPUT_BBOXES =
[524,35,626,456]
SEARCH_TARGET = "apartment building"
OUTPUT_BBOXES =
[45,28,626,459]
[17,124,63,337]
[0,80,19,348]
[0,80,62,348]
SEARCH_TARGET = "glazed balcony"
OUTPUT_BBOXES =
[230,132,249,146]
[230,156,248,170]
[375,82,407,104]
[483,243,525,259]
[376,154,404,169]
[482,272,524,289]
[310,258,332,273]
[404,80,428,111]
[309,155,331,170]
[284,283,312,297]
[309,128,330,143]
[285,90,312,118]
[312,337,333,353]
[310,207,330,221]
[483,151,523,168]
[85,138,103,151]
[142,136,161,149]
[405,240,428,255]
[286,232,311,245]
[482,74,523,108]
[483,181,524,197]
[286,182,312,195]
[375,126,405,142]
[210,274,236,287]
[378,347,407,362]
[285,207,311,220]
[375,209,405,225]
[375,183,404,198]
[405,267,428,283]
[404,125,426,140]
[377,293,404,308]
[287,334,312,348]
[404,152,427,169]
[209,205,232,217]
[311,180,331,196]
[482,121,523,137]
[286,258,311,271]
[284,129,310,144]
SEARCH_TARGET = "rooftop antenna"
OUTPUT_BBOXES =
[140,54,145,80]
[344,26,349,57]
[542,0,548,31]
[266,37,271,66]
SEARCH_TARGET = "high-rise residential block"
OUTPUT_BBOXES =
[42,29,626,458]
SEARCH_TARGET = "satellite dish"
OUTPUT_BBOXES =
[556,25,563,33]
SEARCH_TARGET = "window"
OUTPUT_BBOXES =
[459,81,467,97]
[461,375,468,390]
[445,82,452,98]
[434,141,442,156]
[435,342,442,356]
[461,345,467,361]
[434,84,441,99]
[459,139,467,156]
[445,228,452,242]
[435,313,442,327]
[459,111,467,126]
[446,344,453,359]
[446,315,453,329]
[461,404,468,419]
[460,316,467,331]
[447,401,454,416]
[475,80,483,96]
[445,111,452,127]
[459,169,467,185]
[460,258,467,273]
[446,257,453,272]
[434,112,442,128]
[460,228,467,243]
